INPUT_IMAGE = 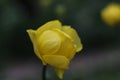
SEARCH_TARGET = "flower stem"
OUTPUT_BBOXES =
[42,65,47,80]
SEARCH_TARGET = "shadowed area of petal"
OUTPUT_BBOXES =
[26,29,46,65]
[43,55,69,69]
[36,20,62,36]
[55,68,65,79]
[52,29,76,60]
[62,26,83,52]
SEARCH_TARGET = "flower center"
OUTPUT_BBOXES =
[38,30,61,55]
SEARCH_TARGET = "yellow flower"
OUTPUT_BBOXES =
[26,20,83,79]
[101,3,120,26]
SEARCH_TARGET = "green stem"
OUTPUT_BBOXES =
[42,65,47,80]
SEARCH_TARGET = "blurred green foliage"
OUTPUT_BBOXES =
[0,0,120,80]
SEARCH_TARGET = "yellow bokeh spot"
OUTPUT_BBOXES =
[101,3,120,26]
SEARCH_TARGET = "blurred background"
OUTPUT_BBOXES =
[0,0,120,80]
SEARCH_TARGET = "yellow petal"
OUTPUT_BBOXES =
[62,26,83,52]
[43,55,69,69]
[55,68,65,79]
[52,29,76,60]
[27,29,36,43]
[38,30,61,55]
[36,20,62,35]
[26,29,46,65]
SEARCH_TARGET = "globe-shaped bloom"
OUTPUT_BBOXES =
[101,3,120,26]
[26,20,83,79]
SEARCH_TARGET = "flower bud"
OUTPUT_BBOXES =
[27,20,83,79]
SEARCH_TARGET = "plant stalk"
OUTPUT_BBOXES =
[42,65,47,80]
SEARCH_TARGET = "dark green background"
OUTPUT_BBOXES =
[0,0,120,80]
